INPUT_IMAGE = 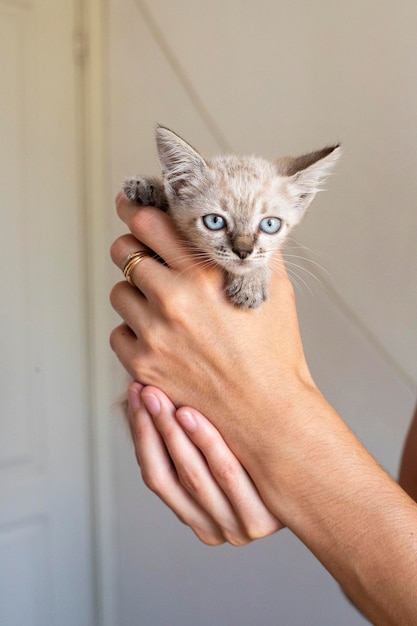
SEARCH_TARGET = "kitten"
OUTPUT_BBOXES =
[123,126,340,309]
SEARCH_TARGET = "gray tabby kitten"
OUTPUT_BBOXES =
[124,126,340,308]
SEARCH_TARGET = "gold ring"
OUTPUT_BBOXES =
[123,251,150,286]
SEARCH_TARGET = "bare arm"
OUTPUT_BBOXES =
[399,403,417,502]
[110,195,417,625]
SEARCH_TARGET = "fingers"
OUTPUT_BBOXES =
[129,384,282,545]
[176,406,283,540]
[110,281,145,329]
[139,387,251,546]
[111,195,226,314]
[110,233,152,275]
[127,383,226,545]
[110,234,173,301]
[115,193,195,272]
[109,323,141,379]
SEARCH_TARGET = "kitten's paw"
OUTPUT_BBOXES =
[226,276,268,309]
[229,289,267,309]
[123,176,155,205]
[123,176,169,210]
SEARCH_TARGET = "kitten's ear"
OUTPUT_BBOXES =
[278,144,341,219]
[155,126,208,194]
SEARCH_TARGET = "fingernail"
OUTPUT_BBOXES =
[176,410,197,433]
[142,393,161,417]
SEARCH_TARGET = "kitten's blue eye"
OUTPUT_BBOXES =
[259,217,282,234]
[203,214,226,231]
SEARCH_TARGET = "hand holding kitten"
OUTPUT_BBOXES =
[111,198,417,625]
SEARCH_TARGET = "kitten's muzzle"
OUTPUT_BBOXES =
[231,235,254,260]
[232,248,252,260]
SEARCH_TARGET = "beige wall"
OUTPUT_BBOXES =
[108,1,416,624]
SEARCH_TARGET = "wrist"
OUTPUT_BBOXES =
[245,387,417,623]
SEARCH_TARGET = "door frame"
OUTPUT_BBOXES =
[80,1,118,624]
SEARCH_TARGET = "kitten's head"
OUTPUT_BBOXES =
[156,126,341,275]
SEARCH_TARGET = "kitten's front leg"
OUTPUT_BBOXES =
[225,268,269,309]
[123,175,169,211]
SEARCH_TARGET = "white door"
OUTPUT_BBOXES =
[0,1,95,624]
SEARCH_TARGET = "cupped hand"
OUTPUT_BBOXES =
[109,192,324,524]
[110,194,315,449]
[126,382,282,546]
[110,196,417,625]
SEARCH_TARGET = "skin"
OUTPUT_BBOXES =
[126,381,282,546]
[110,193,417,625]
[399,404,417,502]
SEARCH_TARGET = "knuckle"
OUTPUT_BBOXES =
[197,429,221,455]
[109,282,121,308]
[109,326,121,352]
[194,530,225,547]
[129,416,148,442]
[115,190,127,216]
[141,466,165,496]
[215,459,240,487]
[177,466,201,498]
[130,206,160,236]
[222,518,279,546]
[159,291,190,327]
[110,234,136,266]
[223,530,250,547]
[245,524,267,542]
[109,282,128,312]
[136,320,160,356]
[110,238,121,263]
[115,190,124,205]
[245,518,281,542]
[152,414,177,440]
[158,300,178,325]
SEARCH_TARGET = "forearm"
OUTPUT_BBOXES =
[399,403,417,502]
[110,201,417,624]
[245,387,417,626]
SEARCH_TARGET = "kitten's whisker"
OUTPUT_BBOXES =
[169,255,218,284]
[285,260,324,287]
[152,242,211,269]
[286,237,330,261]
[283,254,334,282]
[269,257,316,298]
[284,265,315,299]
[269,258,303,288]
[284,270,311,296]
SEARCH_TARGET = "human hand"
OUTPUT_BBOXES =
[111,195,417,624]
[110,194,317,483]
[126,382,282,546]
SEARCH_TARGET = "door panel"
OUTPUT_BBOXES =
[0,1,95,624]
